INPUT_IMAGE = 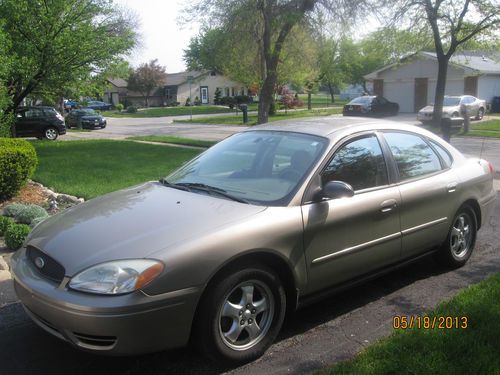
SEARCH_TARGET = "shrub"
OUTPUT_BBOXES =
[0,216,14,236]
[0,138,38,201]
[219,96,236,109]
[115,103,124,112]
[0,113,14,138]
[13,204,49,225]
[126,105,138,113]
[3,203,26,217]
[214,88,222,105]
[234,95,253,104]
[5,223,31,250]
[30,216,47,228]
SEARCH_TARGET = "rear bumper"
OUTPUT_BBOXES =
[11,248,201,355]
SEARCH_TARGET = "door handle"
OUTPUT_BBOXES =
[380,199,397,213]
[447,182,458,193]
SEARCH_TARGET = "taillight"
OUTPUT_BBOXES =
[488,161,495,175]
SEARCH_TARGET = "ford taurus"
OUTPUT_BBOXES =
[11,117,496,364]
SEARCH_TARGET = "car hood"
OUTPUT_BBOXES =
[420,105,459,113]
[27,182,266,275]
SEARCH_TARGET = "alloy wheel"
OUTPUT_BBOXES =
[450,213,472,258]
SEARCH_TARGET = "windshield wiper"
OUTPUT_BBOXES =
[159,178,191,192]
[176,182,249,204]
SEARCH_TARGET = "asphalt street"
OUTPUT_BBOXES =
[0,113,499,374]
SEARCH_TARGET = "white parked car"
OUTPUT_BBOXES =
[418,95,486,124]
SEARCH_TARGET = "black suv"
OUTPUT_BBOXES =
[15,106,66,140]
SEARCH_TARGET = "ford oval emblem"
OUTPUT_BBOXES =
[34,257,45,269]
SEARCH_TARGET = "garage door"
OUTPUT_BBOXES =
[384,81,414,113]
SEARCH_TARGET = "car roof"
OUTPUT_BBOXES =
[244,116,434,140]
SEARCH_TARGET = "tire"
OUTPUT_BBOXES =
[451,112,460,118]
[194,265,286,365]
[475,108,484,120]
[44,127,58,140]
[436,206,477,268]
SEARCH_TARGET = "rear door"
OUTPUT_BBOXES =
[15,108,43,136]
[302,133,402,293]
[381,131,458,259]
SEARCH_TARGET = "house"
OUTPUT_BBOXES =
[364,51,500,113]
[104,71,247,107]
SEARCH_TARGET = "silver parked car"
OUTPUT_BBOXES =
[11,117,496,364]
[417,95,487,124]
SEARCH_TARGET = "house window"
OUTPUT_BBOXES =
[231,87,235,96]
[225,87,230,97]
[165,89,171,100]
[240,87,245,96]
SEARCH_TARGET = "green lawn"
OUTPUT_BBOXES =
[101,105,235,118]
[32,140,201,199]
[127,135,217,148]
[297,94,349,107]
[174,107,343,125]
[322,271,500,375]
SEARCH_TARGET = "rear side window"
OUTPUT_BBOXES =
[383,132,442,181]
[322,135,388,191]
[429,140,453,168]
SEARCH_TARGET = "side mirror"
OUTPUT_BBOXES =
[314,180,354,201]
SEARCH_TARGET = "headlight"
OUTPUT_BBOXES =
[69,259,164,295]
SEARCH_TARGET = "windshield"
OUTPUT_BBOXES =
[81,109,97,115]
[166,131,328,206]
[443,97,460,106]
[350,96,372,104]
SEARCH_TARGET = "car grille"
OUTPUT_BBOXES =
[26,246,65,283]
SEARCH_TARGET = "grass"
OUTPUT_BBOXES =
[101,105,235,118]
[174,107,343,125]
[297,94,349,107]
[322,271,500,375]
[126,135,217,148]
[31,140,201,199]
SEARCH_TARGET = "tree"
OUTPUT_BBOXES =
[386,0,499,140]
[0,0,138,135]
[183,0,364,124]
[127,59,167,107]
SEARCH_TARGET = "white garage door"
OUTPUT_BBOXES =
[384,81,414,113]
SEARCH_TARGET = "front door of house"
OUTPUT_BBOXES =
[200,86,209,104]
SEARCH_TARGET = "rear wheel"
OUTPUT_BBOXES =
[44,127,58,140]
[436,206,477,268]
[475,108,484,120]
[194,265,286,364]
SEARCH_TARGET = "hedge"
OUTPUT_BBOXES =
[0,138,38,201]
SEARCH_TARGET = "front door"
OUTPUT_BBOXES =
[414,78,428,112]
[303,133,401,293]
[464,77,478,96]
[373,79,384,96]
[200,86,209,104]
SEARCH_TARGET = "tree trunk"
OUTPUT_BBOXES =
[433,56,450,141]
[327,82,335,104]
[307,91,312,110]
[257,71,277,124]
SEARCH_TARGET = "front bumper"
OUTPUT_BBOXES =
[11,248,201,355]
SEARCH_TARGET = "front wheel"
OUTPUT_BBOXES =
[436,206,477,268]
[194,265,286,364]
[44,127,59,140]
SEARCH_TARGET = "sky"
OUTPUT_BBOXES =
[116,0,200,73]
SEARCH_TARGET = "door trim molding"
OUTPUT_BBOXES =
[311,232,401,264]
[401,217,448,236]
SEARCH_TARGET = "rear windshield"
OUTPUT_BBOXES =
[350,97,372,104]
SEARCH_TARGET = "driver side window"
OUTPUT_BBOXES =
[322,135,388,191]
